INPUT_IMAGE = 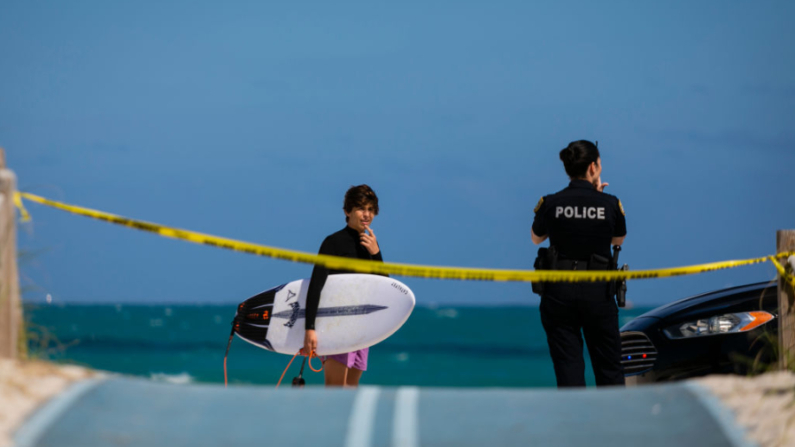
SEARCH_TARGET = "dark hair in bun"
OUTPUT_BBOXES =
[559,140,600,178]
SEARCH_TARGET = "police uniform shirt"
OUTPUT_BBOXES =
[532,179,626,260]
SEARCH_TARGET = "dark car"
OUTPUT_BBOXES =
[620,280,779,384]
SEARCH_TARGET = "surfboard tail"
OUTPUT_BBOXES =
[226,287,280,385]
[231,287,278,352]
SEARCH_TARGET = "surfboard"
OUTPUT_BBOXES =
[232,274,415,356]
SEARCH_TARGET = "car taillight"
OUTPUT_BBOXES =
[663,311,775,339]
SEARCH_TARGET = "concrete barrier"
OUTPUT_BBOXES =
[14,378,754,447]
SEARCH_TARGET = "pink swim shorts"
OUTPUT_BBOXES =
[325,348,369,371]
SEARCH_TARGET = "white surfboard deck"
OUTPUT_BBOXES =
[233,274,415,356]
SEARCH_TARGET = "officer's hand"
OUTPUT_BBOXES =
[304,330,318,356]
[360,225,380,255]
[595,176,609,192]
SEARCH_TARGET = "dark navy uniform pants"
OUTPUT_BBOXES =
[540,282,625,387]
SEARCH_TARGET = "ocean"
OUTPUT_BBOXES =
[23,303,651,388]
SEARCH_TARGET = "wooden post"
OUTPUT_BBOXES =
[0,148,23,359]
[778,230,795,371]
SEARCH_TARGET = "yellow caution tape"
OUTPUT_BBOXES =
[769,256,795,288]
[12,191,31,222]
[16,191,795,283]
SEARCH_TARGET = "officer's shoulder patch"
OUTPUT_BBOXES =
[533,197,544,213]
[618,199,625,216]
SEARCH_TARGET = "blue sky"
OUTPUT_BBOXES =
[3,1,794,306]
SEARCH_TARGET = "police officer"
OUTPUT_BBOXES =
[531,140,627,388]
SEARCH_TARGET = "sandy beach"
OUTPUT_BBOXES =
[695,371,795,447]
[0,359,96,447]
[1,359,793,447]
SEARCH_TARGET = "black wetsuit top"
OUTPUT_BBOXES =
[304,226,384,330]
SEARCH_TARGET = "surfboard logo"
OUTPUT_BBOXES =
[285,290,296,302]
[274,302,389,328]
[245,310,269,320]
[391,282,408,295]
[280,302,301,328]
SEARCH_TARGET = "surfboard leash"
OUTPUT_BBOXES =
[224,313,322,388]
[292,357,307,387]
[223,324,237,388]
[275,349,323,389]
[275,352,301,388]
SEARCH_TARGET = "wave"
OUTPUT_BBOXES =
[50,338,227,351]
[377,342,549,358]
[149,372,194,384]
